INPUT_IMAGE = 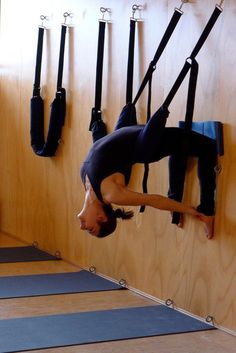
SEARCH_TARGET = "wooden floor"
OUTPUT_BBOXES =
[0,232,235,353]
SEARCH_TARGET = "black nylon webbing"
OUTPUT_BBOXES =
[57,25,67,91]
[184,59,199,130]
[126,19,137,104]
[31,23,67,157]
[165,7,222,223]
[163,5,222,109]
[169,59,199,224]
[140,75,153,213]
[190,5,222,59]
[94,21,106,111]
[141,5,222,214]
[133,8,183,105]
[33,27,45,97]
[136,8,182,212]
[163,60,191,108]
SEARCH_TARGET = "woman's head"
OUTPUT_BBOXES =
[97,204,134,238]
[78,203,133,238]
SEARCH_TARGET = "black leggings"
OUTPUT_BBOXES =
[115,104,217,215]
[120,105,217,215]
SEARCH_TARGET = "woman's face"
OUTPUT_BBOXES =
[77,204,107,237]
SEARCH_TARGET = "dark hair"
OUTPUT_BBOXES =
[97,204,134,238]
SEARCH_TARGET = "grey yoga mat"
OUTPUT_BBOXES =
[0,246,60,263]
[0,305,215,353]
[0,270,124,299]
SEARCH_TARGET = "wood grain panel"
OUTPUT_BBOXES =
[0,0,236,332]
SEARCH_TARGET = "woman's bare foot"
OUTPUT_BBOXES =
[196,214,215,239]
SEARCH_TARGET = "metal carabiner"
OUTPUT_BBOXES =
[131,4,143,20]
[178,0,188,12]
[100,7,112,22]
[217,0,224,10]
[39,15,49,28]
[63,12,73,26]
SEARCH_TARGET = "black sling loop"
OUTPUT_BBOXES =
[114,8,141,131]
[162,4,223,224]
[89,19,107,142]
[30,22,67,157]
[126,18,137,104]
[137,6,183,212]
[168,59,199,224]
[133,7,183,107]
[163,5,223,109]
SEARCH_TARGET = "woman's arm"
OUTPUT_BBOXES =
[105,184,199,217]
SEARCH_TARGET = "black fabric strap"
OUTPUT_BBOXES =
[95,20,106,111]
[167,7,221,224]
[168,59,198,224]
[133,8,183,105]
[141,60,198,213]
[126,19,137,104]
[57,25,67,91]
[137,8,182,212]
[163,5,222,109]
[33,26,45,97]
[163,60,191,108]
[30,24,67,157]
[184,59,199,130]
[140,75,153,213]
[190,5,222,59]
[89,20,106,132]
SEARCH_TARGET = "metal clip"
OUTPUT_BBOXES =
[32,241,39,248]
[131,4,143,21]
[217,0,224,11]
[119,278,127,287]
[176,0,188,13]
[206,315,214,324]
[54,250,61,259]
[39,15,49,28]
[165,298,174,307]
[100,7,112,22]
[89,266,96,274]
[63,12,74,26]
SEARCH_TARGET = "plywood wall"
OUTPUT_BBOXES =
[0,0,236,333]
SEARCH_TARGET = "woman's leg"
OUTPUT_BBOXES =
[155,128,217,216]
[114,103,137,130]
[166,128,217,238]
[134,105,170,161]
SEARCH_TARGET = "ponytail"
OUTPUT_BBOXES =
[114,208,134,220]
[97,205,134,238]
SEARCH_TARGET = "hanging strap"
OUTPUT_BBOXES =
[163,5,222,109]
[140,60,198,213]
[164,5,222,222]
[142,5,222,213]
[139,75,153,213]
[89,20,106,131]
[133,8,183,106]
[57,24,67,92]
[126,19,137,104]
[169,59,198,224]
[134,7,183,212]
[184,59,199,130]
[33,26,45,97]
[30,24,67,157]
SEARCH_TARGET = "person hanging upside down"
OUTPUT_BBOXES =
[78,104,217,239]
